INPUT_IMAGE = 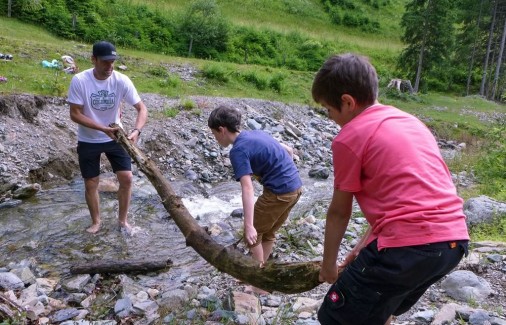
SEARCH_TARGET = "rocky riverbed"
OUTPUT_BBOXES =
[0,93,505,325]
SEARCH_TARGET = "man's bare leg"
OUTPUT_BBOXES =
[385,315,392,325]
[116,170,133,231]
[84,176,101,233]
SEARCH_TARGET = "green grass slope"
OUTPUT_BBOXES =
[127,0,406,44]
[125,0,405,64]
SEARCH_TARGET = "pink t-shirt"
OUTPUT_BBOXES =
[332,104,469,250]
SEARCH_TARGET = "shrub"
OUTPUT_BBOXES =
[158,75,181,89]
[380,87,421,102]
[163,107,179,118]
[181,99,196,110]
[241,71,269,90]
[474,122,506,200]
[147,66,169,78]
[269,73,286,93]
[202,64,230,83]
[469,213,506,242]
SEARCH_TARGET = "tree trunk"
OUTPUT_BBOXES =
[414,0,432,93]
[481,0,498,96]
[491,16,506,100]
[71,258,173,275]
[110,125,322,294]
[414,42,425,93]
[466,0,484,96]
[7,0,12,17]
[188,36,193,57]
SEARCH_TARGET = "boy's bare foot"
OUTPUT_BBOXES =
[86,223,101,233]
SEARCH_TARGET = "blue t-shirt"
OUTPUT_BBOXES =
[230,130,302,194]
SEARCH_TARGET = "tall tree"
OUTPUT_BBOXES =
[480,0,498,96]
[177,0,229,58]
[492,14,506,99]
[465,0,485,95]
[398,0,456,92]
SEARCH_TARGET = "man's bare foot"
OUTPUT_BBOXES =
[86,223,101,233]
[244,285,270,296]
[119,221,132,231]
[119,222,132,234]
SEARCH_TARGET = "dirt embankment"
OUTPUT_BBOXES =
[0,93,334,202]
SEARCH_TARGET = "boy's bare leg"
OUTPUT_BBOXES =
[245,244,270,295]
[116,171,133,231]
[250,244,264,265]
[385,316,392,325]
[84,176,101,233]
[262,240,275,262]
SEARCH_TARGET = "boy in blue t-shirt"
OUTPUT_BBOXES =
[208,105,302,275]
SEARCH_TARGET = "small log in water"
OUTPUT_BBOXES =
[70,258,172,274]
[108,124,322,294]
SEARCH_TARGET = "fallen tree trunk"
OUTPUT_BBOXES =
[112,125,322,294]
[71,258,172,275]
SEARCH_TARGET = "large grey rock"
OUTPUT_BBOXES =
[62,274,91,292]
[464,195,506,225]
[157,289,190,311]
[50,308,80,323]
[10,266,36,285]
[115,297,133,318]
[441,270,493,302]
[0,272,24,290]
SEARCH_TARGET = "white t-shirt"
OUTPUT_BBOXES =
[67,68,141,143]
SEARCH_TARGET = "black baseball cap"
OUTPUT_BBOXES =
[92,41,118,60]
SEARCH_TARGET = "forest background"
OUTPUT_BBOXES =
[0,0,505,240]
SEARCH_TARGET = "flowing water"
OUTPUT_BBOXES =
[0,171,333,282]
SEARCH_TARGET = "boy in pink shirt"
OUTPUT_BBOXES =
[312,53,469,325]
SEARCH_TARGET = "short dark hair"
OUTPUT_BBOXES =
[312,53,378,111]
[208,105,242,133]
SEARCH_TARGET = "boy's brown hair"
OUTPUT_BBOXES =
[207,105,242,133]
[312,53,378,111]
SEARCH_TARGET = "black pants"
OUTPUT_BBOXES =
[318,240,468,325]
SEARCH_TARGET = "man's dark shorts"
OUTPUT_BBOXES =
[77,141,131,179]
[318,239,468,325]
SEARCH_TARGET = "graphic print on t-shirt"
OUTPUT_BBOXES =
[90,90,116,111]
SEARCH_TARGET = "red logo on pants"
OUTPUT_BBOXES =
[329,291,339,302]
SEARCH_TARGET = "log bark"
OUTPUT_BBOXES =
[71,258,172,275]
[0,295,23,321]
[0,303,15,320]
[112,125,322,294]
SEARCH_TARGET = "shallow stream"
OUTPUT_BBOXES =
[0,170,333,283]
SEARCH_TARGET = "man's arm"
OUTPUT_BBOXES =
[128,101,148,142]
[69,103,119,140]
[319,189,354,284]
[239,175,257,246]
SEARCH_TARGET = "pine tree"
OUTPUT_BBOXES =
[398,0,456,93]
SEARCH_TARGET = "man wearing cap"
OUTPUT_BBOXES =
[68,40,148,234]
